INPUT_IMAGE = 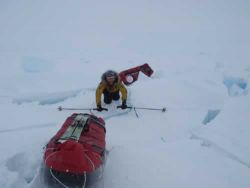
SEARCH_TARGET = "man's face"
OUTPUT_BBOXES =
[106,76,115,85]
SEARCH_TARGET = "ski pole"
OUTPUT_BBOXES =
[117,106,166,112]
[58,106,108,111]
[133,107,166,112]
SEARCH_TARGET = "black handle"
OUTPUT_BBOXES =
[93,108,108,111]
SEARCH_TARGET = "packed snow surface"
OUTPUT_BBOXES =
[0,0,250,188]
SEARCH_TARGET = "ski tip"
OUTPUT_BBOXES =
[58,106,62,111]
[162,108,167,112]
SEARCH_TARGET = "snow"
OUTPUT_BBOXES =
[1,0,250,187]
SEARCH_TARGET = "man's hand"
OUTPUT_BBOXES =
[97,105,104,112]
[121,100,127,110]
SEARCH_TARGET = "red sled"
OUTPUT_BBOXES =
[43,113,106,188]
[119,63,154,85]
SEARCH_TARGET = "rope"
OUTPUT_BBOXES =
[44,149,57,167]
[50,168,87,188]
[82,172,87,188]
[50,169,69,188]
[85,154,96,171]
[45,149,69,188]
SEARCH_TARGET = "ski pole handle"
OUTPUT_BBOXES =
[93,107,108,111]
[117,105,132,109]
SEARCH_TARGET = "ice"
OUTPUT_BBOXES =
[203,109,220,125]
[223,76,249,96]
[1,0,250,188]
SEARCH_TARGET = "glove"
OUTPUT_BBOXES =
[121,100,127,110]
[97,105,104,112]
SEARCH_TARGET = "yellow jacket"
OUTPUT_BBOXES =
[96,78,127,106]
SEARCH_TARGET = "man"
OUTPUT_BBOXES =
[96,70,128,112]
